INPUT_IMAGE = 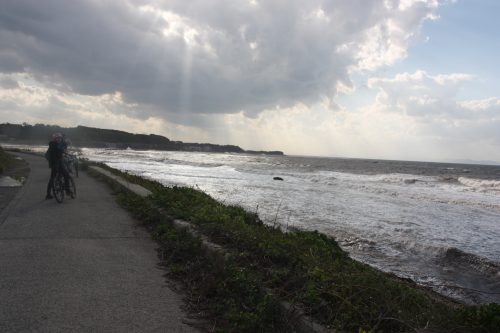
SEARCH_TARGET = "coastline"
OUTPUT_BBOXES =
[85,160,499,332]
[0,122,285,156]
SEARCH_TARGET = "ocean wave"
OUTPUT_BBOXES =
[441,247,500,278]
[458,177,500,192]
[344,235,500,279]
[308,171,441,186]
[371,173,440,185]
[159,158,226,169]
[394,242,500,274]
[338,235,377,250]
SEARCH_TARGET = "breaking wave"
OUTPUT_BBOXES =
[441,247,500,277]
[458,177,500,192]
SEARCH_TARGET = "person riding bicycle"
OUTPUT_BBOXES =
[46,132,70,199]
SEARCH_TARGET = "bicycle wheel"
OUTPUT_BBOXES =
[68,176,76,199]
[53,175,64,203]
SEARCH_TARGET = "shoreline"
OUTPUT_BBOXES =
[84,160,500,332]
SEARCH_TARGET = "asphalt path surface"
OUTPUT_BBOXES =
[0,153,197,332]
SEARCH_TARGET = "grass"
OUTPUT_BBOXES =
[87,162,500,333]
[0,146,14,174]
[0,146,30,183]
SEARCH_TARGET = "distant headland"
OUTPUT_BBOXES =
[0,123,284,156]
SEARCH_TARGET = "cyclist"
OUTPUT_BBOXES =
[46,132,70,199]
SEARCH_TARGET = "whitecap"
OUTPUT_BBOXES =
[458,177,500,192]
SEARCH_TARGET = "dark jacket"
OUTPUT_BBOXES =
[47,140,64,169]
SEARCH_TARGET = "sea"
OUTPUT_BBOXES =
[6,144,500,304]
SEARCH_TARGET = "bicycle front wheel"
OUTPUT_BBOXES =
[53,176,64,203]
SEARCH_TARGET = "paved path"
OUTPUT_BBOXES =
[0,153,197,332]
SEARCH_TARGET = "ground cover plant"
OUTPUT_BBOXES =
[87,162,500,332]
[0,147,30,183]
[0,146,13,173]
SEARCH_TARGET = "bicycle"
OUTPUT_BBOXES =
[52,167,76,203]
[63,152,79,178]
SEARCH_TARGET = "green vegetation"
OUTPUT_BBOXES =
[0,146,14,174]
[88,162,500,332]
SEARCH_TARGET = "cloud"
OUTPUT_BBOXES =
[207,69,500,162]
[0,75,20,89]
[368,70,475,118]
[7,0,495,163]
[361,70,500,158]
[460,97,500,113]
[0,0,443,120]
[365,70,500,148]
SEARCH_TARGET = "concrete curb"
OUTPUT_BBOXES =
[88,165,332,333]
[90,166,152,197]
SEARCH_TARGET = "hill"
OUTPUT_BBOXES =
[0,123,284,155]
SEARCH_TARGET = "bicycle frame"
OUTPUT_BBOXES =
[52,164,76,203]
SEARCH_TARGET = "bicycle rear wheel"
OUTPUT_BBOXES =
[53,176,64,203]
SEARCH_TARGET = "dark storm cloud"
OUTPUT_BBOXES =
[0,1,171,93]
[0,0,437,119]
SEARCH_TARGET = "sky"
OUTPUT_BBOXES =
[1,0,499,163]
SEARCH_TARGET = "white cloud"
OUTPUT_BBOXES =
[350,0,440,71]
[460,97,500,112]
[351,70,500,160]
[202,69,500,162]
[0,73,177,136]
[368,70,474,117]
